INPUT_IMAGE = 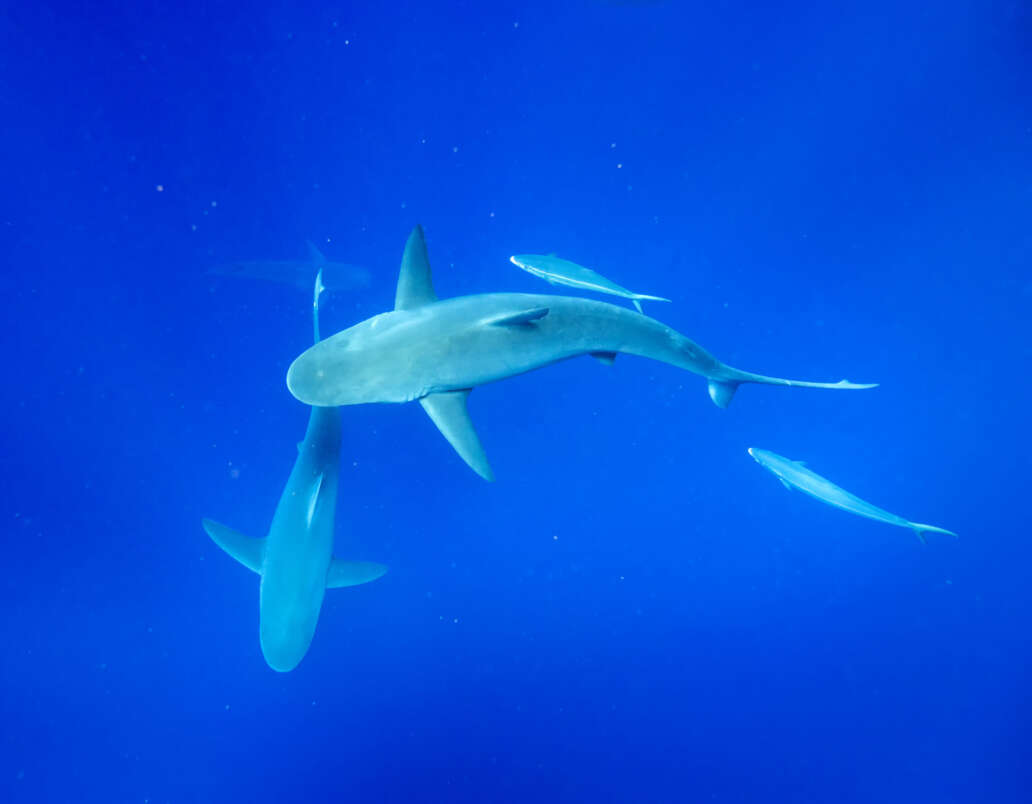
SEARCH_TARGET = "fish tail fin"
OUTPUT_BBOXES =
[632,293,671,304]
[707,368,878,408]
[909,522,958,544]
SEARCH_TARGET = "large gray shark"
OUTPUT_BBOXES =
[203,273,386,672]
[287,226,876,481]
[748,447,957,543]
[210,240,372,293]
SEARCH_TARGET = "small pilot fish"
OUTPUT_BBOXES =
[509,253,669,313]
[748,448,957,544]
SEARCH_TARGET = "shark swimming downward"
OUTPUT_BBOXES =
[287,226,878,481]
[203,271,387,672]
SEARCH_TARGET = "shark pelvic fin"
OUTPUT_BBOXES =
[419,389,495,481]
[326,559,388,589]
[395,225,438,310]
[202,518,265,574]
[486,307,549,327]
[591,351,618,365]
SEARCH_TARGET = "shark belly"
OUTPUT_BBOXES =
[259,531,333,672]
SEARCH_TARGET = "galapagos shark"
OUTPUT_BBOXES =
[203,272,387,672]
[509,253,670,312]
[210,240,372,293]
[286,226,877,481]
[748,448,957,543]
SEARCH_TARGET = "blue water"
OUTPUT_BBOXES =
[3,1,1030,801]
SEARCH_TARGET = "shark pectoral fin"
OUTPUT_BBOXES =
[590,351,618,366]
[201,518,264,574]
[395,225,438,310]
[326,560,388,589]
[632,299,643,313]
[419,390,495,481]
[707,379,740,408]
[486,307,549,327]
[779,478,793,492]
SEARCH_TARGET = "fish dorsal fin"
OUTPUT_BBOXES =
[202,518,265,574]
[326,559,388,589]
[419,390,494,481]
[395,225,437,310]
[305,240,327,265]
[485,307,549,327]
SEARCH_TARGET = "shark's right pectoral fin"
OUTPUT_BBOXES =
[326,560,388,589]
[202,518,265,574]
[419,390,495,481]
[708,379,740,409]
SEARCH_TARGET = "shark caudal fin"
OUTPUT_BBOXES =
[420,390,494,481]
[908,522,958,545]
[202,518,265,574]
[707,373,878,409]
[326,559,388,589]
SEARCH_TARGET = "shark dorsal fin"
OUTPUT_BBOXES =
[305,473,325,528]
[419,389,494,481]
[395,225,438,310]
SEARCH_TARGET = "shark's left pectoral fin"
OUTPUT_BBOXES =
[779,478,793,492]
[202,518,265,574]
[591,351,618,366]
[419,390,495,481]
[326,560,388,588]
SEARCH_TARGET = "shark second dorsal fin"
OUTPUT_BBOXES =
[419,390,494,481]
[395,225,438,310]
[326,560,388,589]
[202,518,265,574]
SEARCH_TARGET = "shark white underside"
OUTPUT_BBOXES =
[748,447,957,544]
[287,226,877,481]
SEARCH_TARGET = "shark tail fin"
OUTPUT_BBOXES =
[707,369,878,408]
[202,518,265,574]
[909,522,958,545]
[419,389,494,481]
[326,559,388,589]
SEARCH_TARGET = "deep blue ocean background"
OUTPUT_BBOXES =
[3,1,1031,801]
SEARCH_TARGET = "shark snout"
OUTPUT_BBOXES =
[286,352,328,406]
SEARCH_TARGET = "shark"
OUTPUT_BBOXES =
[748,447,957,543]
[509,253,670,312]
[203,271,387,672]
[286,226,877,481]
[210,240,372,293]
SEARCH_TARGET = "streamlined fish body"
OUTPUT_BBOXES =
[748,447,957,543]
[203,272,386,671]
[286,226,876,480]
[509,253,670,312]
